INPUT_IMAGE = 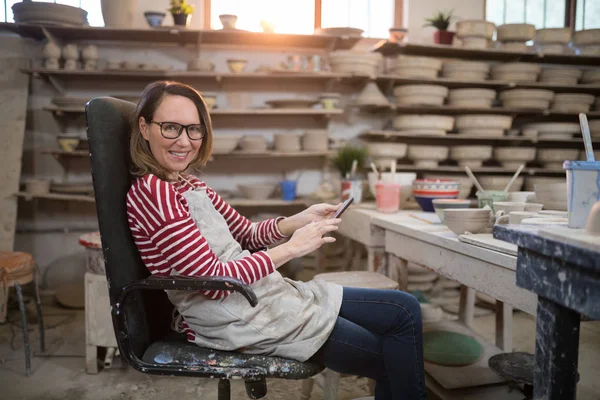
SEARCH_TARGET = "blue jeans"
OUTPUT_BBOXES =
[310,287,426,400]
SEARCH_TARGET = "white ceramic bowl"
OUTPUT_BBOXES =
[479,175,524,191]
[238,183,276,200]
[366,142,408,158]
[227,59,247,73]
[212,135,242,154]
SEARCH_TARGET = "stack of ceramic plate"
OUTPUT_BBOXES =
[582,69,600,84]
[539,67,582,85]
[455,20,496,49]
[450,145,493,168]
[521,122,580,140]
[536,149,580,169]
[12,1,88,26]
[448,88,496,108]
[491,62,541,82]
[454,114,513,137]
[478,175,524,191]
[407,145,449,168]
[355,82,391,108]
[497,23,535,52]
[551,93,595,113]
[573,29,600,56]
[441,60,490,80]
[406,262,438,293]
[392,114,454,137]
[499,89,554,110]
[393,85,448,106]
[366,142,407,170]
[388,55,442,79]
[534,28,572,54]
[328,51,382,76]
[494,147,537,169]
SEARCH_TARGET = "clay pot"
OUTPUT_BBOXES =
[434,30,455,45]
[172,13,191,27]
[227,59,247,73]
[302,130,328,151]
[273,133,301,152]
[62,44,78,60]
[219,14,238,29]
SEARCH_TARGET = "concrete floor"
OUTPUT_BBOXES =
[1,301,599,400]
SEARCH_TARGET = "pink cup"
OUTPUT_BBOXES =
[376,182,401,213]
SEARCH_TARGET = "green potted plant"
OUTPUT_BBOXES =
[169,0,194,28]
[331,145,368,203]
[424,10,456,45]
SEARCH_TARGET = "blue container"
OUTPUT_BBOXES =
[144,11,166,27]
[280,180,297,201]
[563,160,600,228]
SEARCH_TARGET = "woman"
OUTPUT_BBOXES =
[126,81,425,399]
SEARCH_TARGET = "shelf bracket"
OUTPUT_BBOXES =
[386,78,396,97]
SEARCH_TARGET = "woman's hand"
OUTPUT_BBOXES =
[285,218,341,258]
[277,202,342,236]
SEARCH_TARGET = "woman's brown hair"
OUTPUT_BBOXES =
[130,81,213,181]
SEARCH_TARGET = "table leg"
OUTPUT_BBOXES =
[458,286,475,328]
[366,247,386,274]
[388,254,408,291]
[533,296,580,400]
[495,300,513,351]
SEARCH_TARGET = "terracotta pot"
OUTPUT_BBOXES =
[172,13,191,27]
[434,30,455,45]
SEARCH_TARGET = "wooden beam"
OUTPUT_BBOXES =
[314,0,322,29]
[565,0,577,29]
[203,0,211,29]
[394,0,404,27]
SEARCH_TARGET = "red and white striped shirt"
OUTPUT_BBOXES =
[126,173,286,300]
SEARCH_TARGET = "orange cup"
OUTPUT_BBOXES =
[376,182,401,213]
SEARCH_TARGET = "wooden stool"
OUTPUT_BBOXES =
[0,251,46,376]
[300,271,399,400]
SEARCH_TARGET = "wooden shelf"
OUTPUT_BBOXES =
[210,108,343,116]
[44,149,333,159]
[372,41,600,66]
[44,105,343,117]
[26,68,369,85]
[376,75,600,95]
[42,149,89,157]
[15,191,95,203]
[212,150,333,158]
[381,104,600,117]
[361,130,595,146]
[0,23,360,50]
[368,164,566,175]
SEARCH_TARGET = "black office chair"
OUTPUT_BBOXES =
[85,97,324,399]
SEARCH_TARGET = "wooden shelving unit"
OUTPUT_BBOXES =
[43,149,333,160]
[368,164,566,175]
[372,41,600,66]
[376,74,600,95]
[15,191,95,203]
[0,22,360,50]
[15,191,314,206]
[44,105,343,117]
[26,68,369,88]
[361,130,597,146]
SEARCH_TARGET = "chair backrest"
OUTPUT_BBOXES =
[85,97,172,357]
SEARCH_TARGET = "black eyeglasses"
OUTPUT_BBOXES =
[150,120,206,140]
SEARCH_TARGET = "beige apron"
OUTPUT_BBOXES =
[167,186,343,362]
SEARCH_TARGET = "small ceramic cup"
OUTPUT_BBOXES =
[375,182,401,213]
[496,211,538,225]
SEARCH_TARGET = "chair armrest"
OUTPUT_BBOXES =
[116,275,258,307]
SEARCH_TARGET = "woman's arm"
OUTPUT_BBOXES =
[127,175,289,299]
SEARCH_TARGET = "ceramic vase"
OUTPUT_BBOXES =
[43,41,61,69]
[62,44,79,70]
[81,45,98,70]
[101,0,137,27]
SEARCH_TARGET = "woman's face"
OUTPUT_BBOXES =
[139,94,203,179]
